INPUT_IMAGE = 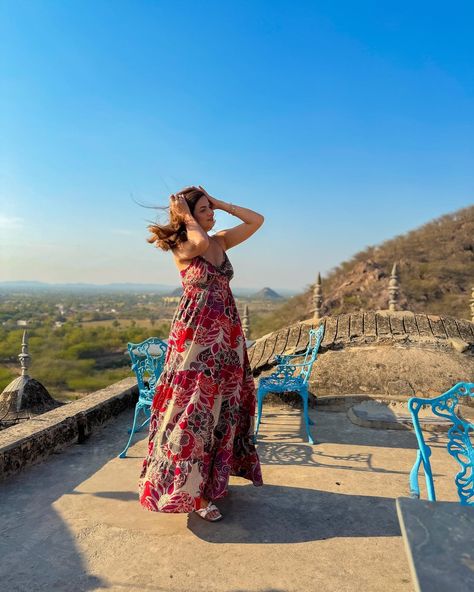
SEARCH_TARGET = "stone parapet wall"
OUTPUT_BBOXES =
[0,377,137,480]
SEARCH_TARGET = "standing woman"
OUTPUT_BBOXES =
[138,185,264,522]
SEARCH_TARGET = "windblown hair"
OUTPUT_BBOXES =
[147,187,205,251]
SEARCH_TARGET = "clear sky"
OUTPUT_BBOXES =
[1,1,473,291]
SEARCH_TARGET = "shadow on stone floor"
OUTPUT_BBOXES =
[260,409,421,450]
[187,483,401,544]
[0,415,137,591]
[256,440,409,475]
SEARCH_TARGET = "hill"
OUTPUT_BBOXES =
[252,287,283,300]
[252,205,474,337]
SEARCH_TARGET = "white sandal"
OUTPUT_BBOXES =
[194,502,223,522]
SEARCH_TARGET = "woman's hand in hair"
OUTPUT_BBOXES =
[198,186,222,210]
[170,193,192,221]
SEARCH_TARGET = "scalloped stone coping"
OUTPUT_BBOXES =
[249,314,474,398]
[0,377,137,480]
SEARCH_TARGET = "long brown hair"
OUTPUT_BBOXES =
[147,187,205,251]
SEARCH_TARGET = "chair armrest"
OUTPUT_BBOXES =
[268,364,298,381]
[269,359,315,375]
[276,361,313,369]
[275,352,304,364]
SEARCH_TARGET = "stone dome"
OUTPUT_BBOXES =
[0,376,62,426]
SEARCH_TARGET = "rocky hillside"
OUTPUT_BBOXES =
[252,205,474,337]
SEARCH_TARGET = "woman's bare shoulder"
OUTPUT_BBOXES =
[171,244,193,272]
[211,234,227,251]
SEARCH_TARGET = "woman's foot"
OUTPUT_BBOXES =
[195,498,223,522]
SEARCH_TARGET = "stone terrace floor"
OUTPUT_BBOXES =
[0,405,459,592]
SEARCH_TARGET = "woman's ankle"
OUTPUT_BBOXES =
[198,496,209,509]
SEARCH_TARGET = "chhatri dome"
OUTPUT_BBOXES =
[0,331,62,428]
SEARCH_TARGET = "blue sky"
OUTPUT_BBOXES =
[1,1,473,291]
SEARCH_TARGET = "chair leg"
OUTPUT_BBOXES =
[119,403,141,458]
[132,407,151,433]
[135,415,151,432]
[409,450,422,499]
[127,405,148,433]
[300,387,315,444]
[422,452,436,502]
[410,422,436,501]
[254,386,266,442]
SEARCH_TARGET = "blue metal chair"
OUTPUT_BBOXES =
[255,325,324,445]
[408,382,474,505]
[118,337,167,458]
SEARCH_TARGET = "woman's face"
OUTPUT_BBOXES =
[192,195,215,232]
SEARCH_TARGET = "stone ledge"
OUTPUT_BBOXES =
[346,401,450,432]
[346,399,473,432]
[0,377,137,480]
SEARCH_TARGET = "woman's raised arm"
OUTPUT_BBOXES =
[199,186,264,250]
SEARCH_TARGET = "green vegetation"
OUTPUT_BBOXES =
[0,322,170,400]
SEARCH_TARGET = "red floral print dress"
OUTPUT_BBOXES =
[138,247,263,513]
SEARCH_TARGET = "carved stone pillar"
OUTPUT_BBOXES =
[242,305,250,339]
[388,263,399,312]
[312,273,322,321]
[18,331,31,378]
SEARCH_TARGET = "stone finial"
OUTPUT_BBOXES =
[18,331,31,378]
[242,305,250,339]
[470,286,474,323]
[312,273,323,321]
[388,263,399,312]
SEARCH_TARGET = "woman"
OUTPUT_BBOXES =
[138,185,264,522]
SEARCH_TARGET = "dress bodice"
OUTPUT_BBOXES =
[180,252,234,290]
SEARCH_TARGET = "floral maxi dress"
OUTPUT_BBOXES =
[138,249,263,512]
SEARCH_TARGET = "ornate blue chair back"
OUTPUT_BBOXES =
[127,337,167,402]
[273,325,324,384]
[299,325,325,383]
[408,382,474,505]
